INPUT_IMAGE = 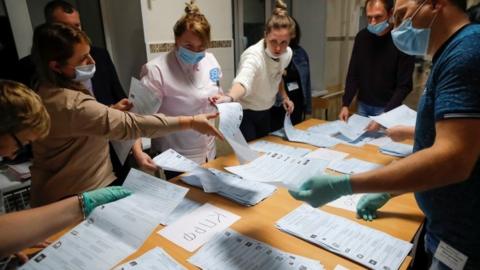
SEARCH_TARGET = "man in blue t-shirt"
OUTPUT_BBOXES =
[289,0,480,269]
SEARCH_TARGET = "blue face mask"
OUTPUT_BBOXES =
[367,20,390,36]
[391,1,437,56]
[73,64,96,82]
[177,46,205,65]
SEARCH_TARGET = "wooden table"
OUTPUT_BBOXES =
[51,119,425,270]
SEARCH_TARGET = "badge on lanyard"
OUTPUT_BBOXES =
[434,241,468,270]
[287,81,300,92]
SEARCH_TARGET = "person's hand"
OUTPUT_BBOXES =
[191,113,225,140]
[289,175,352,208]
[208,94,233,104]
[386,125,414,142]
[133,151,158,173]
[82,186,132,216]
[14,241,51,264]
[365,121,381,132]
[339,106,350,121]
[111,98,133,111]
[283,98,294,114]
[356,193,391,221]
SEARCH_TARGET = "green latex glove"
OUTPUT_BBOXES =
[82,186,132,216]
[289,175,352,208]
[356,193,391,221]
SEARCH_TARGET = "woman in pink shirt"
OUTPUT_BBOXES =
[139,0,222,178]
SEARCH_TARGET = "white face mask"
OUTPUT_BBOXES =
[73,64,96,82]
[264,47,285,60]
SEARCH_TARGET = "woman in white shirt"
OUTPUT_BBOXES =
[139,0,223,178]
[210,0,295,141]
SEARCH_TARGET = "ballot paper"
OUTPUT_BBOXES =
[337,114,372,142]
[327,193,366,213]
[368,136,393,147]
[21,169,188,270]
[370,105,417,128]
[307,122,386,147]
[380,142,414,157]
[305,148,349,164]
[181,167,277,206]
[328,158,383,175]
[153,148,199,172]
[112,78,162,164]
[158,203,240,252]
[284,114,343,148]
[276,204,413,270]
[217,103,259,164]
[6,161,32,181]
[114,247,186,270]
[225,152,330,191]
[270,128,287,139]
[188,229,325,270]
[307,121,343,136]
[249,140,311,157]
[159,198,203,226]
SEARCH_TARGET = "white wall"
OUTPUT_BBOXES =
[4,0,33,59]
[140,0,235,89]
[101,0,146,92]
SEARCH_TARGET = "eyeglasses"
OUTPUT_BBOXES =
[10,133,27,156]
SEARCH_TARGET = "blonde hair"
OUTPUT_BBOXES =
[265,0,296,38]
[0,80,50,138]
[173,0,211,47]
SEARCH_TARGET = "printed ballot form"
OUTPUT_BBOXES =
[277,204,413,270]
[216,102,259,164]
[249,140,311,157]
[336,114,371,142]
[188,229,325,270]
[328,158,383,175]
[158,203,240,252]
[112,78,161,164]
[225,152,329,191]
[153,148,199,172]
[114,247,187,270]
[284,114,343,148]
[21,169,188,270]
[370,105,417,128]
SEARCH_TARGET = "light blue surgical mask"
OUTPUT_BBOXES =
[73,64,96,82]
[391,0,437,56]
[367,20,390,35]
[177,46,205,65]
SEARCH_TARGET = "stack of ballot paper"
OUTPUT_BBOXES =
[181,167,277,206]
[249,140,311,157]
[225,152,330,191]
[284,114,343,148]
[380,142,414,157]
[328,158,383,175]
[276,204,412,270]
[21,169,188,270]
[6,162,32,181]
[188,229,325,270]
[370,105,417,128]
[114,247,186,270]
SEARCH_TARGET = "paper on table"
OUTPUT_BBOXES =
[276,204,413,270]
[337,114,371,142]
[158,203,240,252]
[327,193,366,213]
[112,78,161,164]
[328,158,383,175]
[368,136,393,147]
[380,142,413,157]
[225,152,330,191]
[114,247,187,270]
[307,121,343,136]
[188,229,325,270]
[305,148,349,164]
[284,114,342,148]
[249,140,311,157]
[21,169,188,270]
[159,198,203,226]
[370,105,417,128]
[153,148,199,172]
[216,102,259,164]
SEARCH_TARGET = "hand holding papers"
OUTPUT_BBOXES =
[276,204,413,270]
[370,105,417,128]
[158,203,240,252]
[216,102,259,164]
[114,247,187,270]
[188,229,325,270]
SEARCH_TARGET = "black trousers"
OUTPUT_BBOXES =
[240,109,272,142]
[270,88,305,132]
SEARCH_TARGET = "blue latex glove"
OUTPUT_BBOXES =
[82,186,132,216]
[356,193,391,221]
[289,175,352,208]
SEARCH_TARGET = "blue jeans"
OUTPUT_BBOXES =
[357,101,385,117]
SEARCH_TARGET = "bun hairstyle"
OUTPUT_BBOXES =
[265,0,296,38]
[173,0,211,47]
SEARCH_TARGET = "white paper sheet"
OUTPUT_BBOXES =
[153,148,199,172]
[216,103,259,164]
[225,152,330,191]
[308,122,386,147]
[305,148,349,164]
[380,142,414,157]
[158,203,240,252]
[159,198,203,226]
[327,193,366,213]
[188,229,325,270]
[328,158,383,175]
[284,114,343,148]
[276,204,413,270]
[337,114,371,142]
[370,105,417,128]
[112,78,162,164]
[249,140,311,157]
[368,136,393,147]
[114,247,187,270]
[21,169,188,270]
